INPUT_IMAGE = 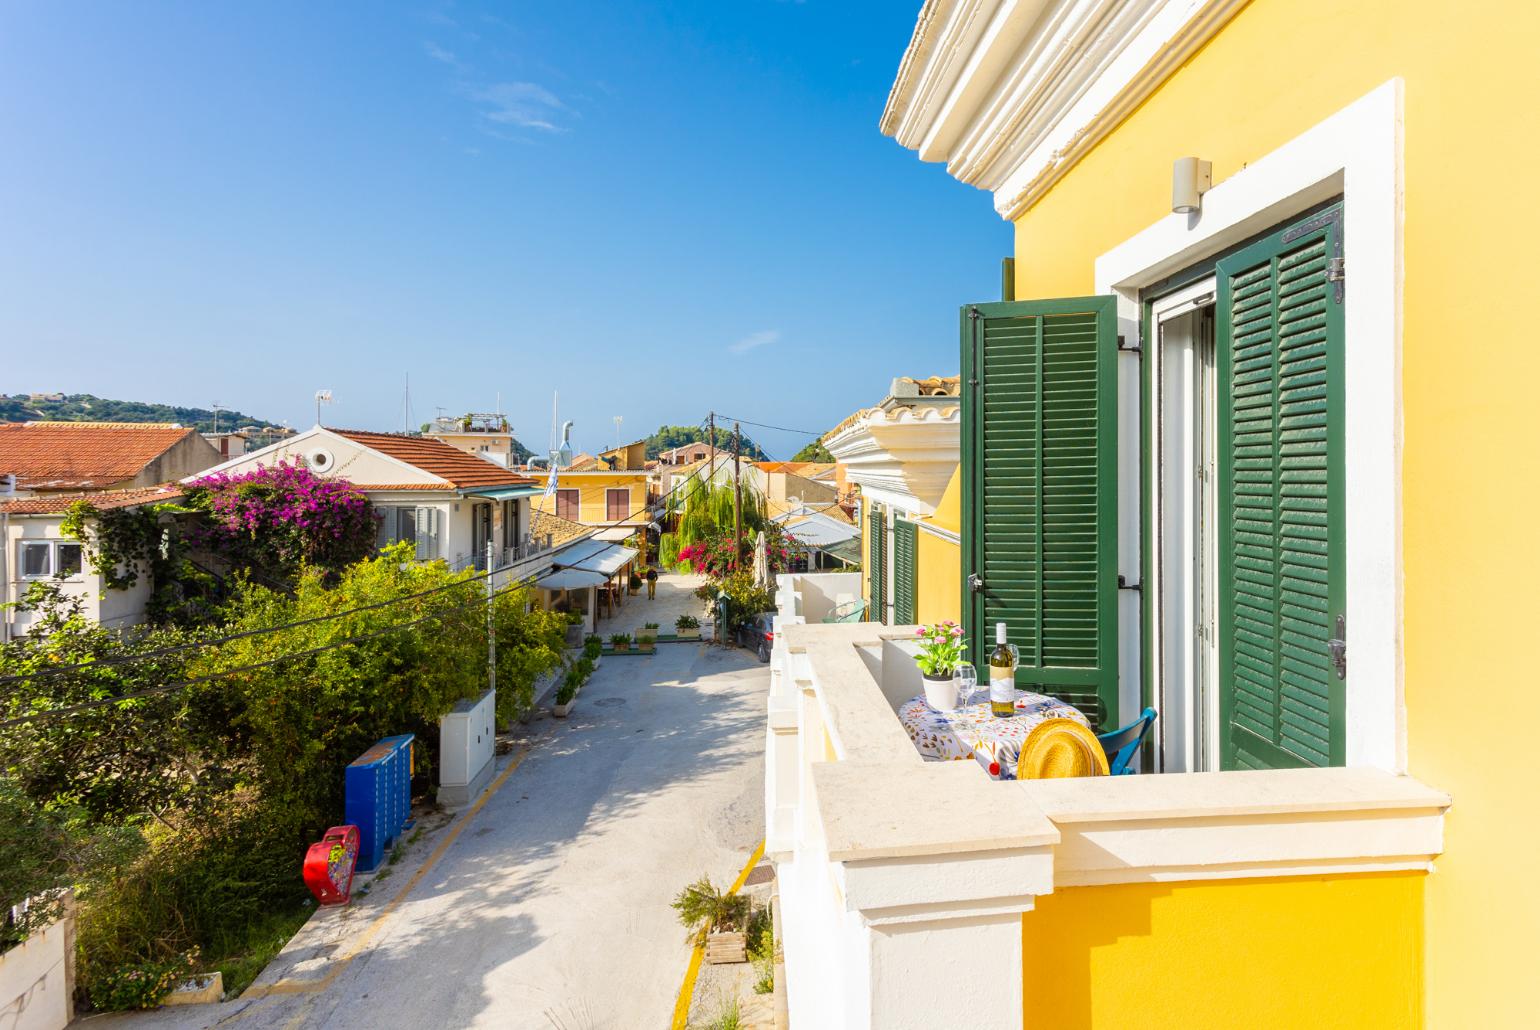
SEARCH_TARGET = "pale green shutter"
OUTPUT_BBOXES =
[962,297,1119,728]
[867,504,886,624]
[1217,205,1346,769]
[893,518,918,625]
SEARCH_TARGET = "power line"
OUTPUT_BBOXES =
[711,413,827,437]
[0,561,510,687]
[0,572,538,730]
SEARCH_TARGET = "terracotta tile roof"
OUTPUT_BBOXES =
[0,421,200,490]
[0,484,185,515]
[896,375,961,397]
[328,429,535,490]
[531,510,593,548]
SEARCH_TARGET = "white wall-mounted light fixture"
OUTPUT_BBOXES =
[1172,157,1212,214]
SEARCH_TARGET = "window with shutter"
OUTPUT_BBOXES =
[962,297,1119,729]
[893,518,918,625]
[1217,205,1345,770]
[867,504,886,624]
[556,489,580,522]
[606,488,630,522]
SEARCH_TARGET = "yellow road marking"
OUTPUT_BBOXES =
[242,746,533,1001]
[670,837,766,1030]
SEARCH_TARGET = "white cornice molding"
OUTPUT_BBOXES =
[882,0,1250,221]
[824,412,959,517]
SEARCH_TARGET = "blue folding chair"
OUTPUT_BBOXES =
[1097,707,1157,775]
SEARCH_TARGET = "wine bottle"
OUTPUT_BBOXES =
[989,622,1017,718]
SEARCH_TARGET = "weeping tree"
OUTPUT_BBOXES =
[669,478,768,573]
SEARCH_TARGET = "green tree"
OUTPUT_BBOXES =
[644,424,768,460]
[790,438,834,462]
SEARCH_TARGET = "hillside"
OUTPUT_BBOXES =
[0,393,284,434]
[645,424,768,461]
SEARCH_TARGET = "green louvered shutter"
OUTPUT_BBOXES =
[962,297,1119,729]
[892,518,918,625]
[867,504,887,624]
[1217,206,1346,770]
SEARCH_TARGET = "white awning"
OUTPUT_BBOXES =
[594,527,636,542]
[537,568,608,591]
[548,540,637,578]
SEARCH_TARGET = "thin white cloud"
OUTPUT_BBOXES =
[729,330,781,355]
[423,41,465,71]
[469,82,568,132]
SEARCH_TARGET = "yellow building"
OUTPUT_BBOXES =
[765,2,1535,1027]
[529,439,655,543]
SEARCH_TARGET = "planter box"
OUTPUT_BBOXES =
[610,643,633,653]
[553,699,575,718]
[674,629,701,640]
[705,930,748,964]
[164,971,223,1006]
[0,896,75,1030]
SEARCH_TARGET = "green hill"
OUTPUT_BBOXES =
[645,424,768,461]
[0,393,284,434]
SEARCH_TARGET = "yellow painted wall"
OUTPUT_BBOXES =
[915,469,963,625]
[1021,872,1425,1029]
[532,473,649,526]
[1006,0,1540,1022]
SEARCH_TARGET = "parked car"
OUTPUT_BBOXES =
[734,612,776,663]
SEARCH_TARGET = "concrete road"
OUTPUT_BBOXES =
[85,641,767,1030]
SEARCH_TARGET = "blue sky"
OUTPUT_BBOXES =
[0,1,1007,459]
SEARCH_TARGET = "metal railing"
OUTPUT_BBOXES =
[445,534,556,574]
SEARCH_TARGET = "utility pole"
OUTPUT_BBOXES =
[486,541,497,697]
[707,411,717,478]
[733,421,743,565]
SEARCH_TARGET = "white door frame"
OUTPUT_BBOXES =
[1097,79,1405,771]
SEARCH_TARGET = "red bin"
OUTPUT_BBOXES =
[303,825,361,905]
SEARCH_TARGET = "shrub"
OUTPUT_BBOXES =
[609,633,631,647]
[671,875,750,941]
[749,908,774,994]
[718,572,775,633]
[582,639,602,660]
[675,614,700,631]
[86,949,199,1011]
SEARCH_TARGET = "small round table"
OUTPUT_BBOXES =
[898,693,1090,779]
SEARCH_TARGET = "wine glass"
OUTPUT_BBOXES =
[952,664,978,710]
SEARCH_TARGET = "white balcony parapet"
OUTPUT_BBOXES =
[766,573,1450,1030]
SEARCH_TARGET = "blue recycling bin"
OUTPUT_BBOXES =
[344,734,414,871]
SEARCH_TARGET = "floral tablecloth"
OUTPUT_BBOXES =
[898,692,1090,779]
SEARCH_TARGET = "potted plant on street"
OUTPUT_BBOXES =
[636,632,656,654]
[675,614,700,640]
[672,874,752,964]
[915,621,967,711]
[562,609,585,648]
[628,569,643,595]
[609,632,632,653]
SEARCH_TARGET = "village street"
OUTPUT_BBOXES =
[82,580,769,1030]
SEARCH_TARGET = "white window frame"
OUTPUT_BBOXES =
[18,541,53,579]
[54,541,85,581]
[1096,79,1405,771]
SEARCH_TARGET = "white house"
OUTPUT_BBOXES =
[188,427,555,579]
[0,485,184,641]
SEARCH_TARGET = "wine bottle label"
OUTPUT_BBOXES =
[989,671,1014,705]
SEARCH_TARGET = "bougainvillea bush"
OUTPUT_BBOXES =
[675,525,793,581]
[183,461,378,583]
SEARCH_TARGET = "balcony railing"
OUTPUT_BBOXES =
[446,534,558,574]
[765,571,1448,1030]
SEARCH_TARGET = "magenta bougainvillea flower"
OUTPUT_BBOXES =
[185,460,378,580]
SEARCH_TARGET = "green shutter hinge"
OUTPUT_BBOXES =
[1117,574,1142,592]
[1117,334,1141,355]
[968,306,982,321]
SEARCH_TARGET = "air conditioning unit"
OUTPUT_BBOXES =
[437,687,495,809]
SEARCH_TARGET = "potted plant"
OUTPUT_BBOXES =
[672,875,752,964]
[609,632,632,653]
[915,621,967,710]
[562,609,585,647]
[636,632,656,654]
[675,614,701,639]
[628,569,643,595]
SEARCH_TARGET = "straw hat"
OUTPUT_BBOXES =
[1017,719,1109,779]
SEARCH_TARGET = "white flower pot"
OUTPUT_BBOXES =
[922,674,959,711]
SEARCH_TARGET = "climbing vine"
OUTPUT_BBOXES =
[60,501,172,592]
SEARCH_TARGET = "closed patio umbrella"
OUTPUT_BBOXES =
[753,530,769,588]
